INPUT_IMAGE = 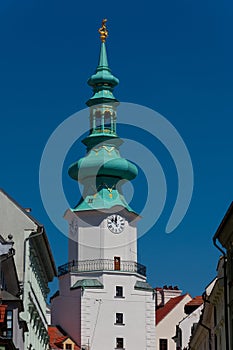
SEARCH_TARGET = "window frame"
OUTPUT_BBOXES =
[65,344,72,350]
[159,338,168,350]
[115,313,124,325]
[116,337,124,349]
[115,286,124,298]
[5,310,13,339]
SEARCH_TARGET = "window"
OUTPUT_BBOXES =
[159,339,167,350]
[116,338,124,349]
[5,310,13,338]
[95,111,102,130]
[65,344,72,350]
[115,286,123,298]
[104,111,111,130]
[115,313,124,325]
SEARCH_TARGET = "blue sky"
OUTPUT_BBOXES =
[0,0,232,297]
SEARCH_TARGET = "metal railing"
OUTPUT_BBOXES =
[58,259,146,277]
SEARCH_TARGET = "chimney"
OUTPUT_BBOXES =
[155,285,182,308]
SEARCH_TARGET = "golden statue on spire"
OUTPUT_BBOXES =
[99,19,108,43]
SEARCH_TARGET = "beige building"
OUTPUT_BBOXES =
[155,286,192,350]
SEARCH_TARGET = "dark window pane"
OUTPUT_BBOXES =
[95,111,102,129]
[159,339,168,350]
[104,111,111,128]
[116,286,123,297]
[116,338,124,348]
[116,313,123,324]
[6,310,13,339]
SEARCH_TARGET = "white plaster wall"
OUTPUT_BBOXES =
[156,294,192,350]
[67,214,137,263]
[22,239,49,350]
[163,289,182,305]
[0,191,50,350]
[60,209,154,350]
[179,304,203,348]
[0,190,37,282]
[81,273,155,350]
[46,305,51,325]
[52,272,155,350]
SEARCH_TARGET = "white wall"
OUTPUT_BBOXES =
[156,294,192,350]
[179,304,203,348]
[67,211,138,263]
[52,272,155,350]
[0,190,50,350]
[0,190,37,282]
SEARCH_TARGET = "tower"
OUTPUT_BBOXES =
[51,20,156,350]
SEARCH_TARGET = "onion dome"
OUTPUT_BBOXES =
[68,19,138,213]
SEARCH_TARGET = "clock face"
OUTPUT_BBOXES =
[107,215,125,233]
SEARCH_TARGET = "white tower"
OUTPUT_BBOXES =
[51,19,156,350]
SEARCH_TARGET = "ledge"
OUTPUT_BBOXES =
[134,280,153,291]
[58,259,146,278]
[71,278,104,290]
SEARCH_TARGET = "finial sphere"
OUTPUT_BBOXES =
[99,18,108,43]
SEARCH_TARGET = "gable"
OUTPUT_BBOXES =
[156,294,192,325]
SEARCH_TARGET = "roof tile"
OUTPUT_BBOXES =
[48,325,80,349]
[156,294,187,325]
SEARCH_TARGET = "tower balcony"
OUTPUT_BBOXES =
[58,259,146,277]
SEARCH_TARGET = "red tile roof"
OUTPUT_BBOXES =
[185,296,203,307]
[156,294,188,325]
[48,325,80,350]
[184,295,203,314]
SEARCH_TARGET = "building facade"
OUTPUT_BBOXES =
[51,20,156,350]
[0,234,27,350]
[213,201,233,350]
[155,286,192,350]
[0,189,56,350]
[172,296,203,350]
[189,279,216,350]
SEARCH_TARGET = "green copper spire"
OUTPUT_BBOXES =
[68,20,138,213]
[86,21,119,107]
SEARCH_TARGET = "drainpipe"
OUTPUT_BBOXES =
[22,225,44,301]
[213,236,230,350]
[201,292,212,350]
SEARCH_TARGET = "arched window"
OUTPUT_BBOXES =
[95,111,101,130]
[104,111,111,131]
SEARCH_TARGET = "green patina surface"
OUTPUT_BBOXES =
[68,40,137,213]
[72,188,133,212]
[134,281,154,291]
[71,279,104,289]
[86,42,119,107]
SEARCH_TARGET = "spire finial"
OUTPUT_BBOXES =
[98,19,108,43]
